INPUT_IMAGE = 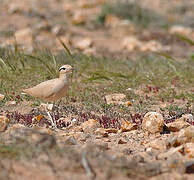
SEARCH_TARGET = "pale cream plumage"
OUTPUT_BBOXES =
[23,78,69,102]
[23,64,73,127]
[23,65,73,102]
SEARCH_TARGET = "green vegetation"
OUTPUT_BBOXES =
[0,46,193,109]
[0,144,21,159]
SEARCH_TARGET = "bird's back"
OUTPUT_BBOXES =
[23,78,69,102]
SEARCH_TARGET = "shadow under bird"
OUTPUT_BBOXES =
[23,64,73,127]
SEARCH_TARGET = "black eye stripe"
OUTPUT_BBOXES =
[59,67,66,71]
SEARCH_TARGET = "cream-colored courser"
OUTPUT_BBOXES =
[23,64,73,127]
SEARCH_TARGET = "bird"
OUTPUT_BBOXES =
[23,64,73,127]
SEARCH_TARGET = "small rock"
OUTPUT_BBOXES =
[169,25,193,36]
[15,28,33,45]
[120,121,137,132]
[83,47,96,55]
[142,112,164,134]
[122,36,170,52]
[0,116,10,132]
[56,36,71,48]
[81,119,99,133]
[184,143,194,158]
[166,120,190,132]
[95,128,108,137]
[126,88,132,91]
[0,94,5,101]
[72,11,87,25]
[51,25,66,36]
[70,118,78,127]
[105,93,126,105]
[145,147,153,153]
[166,135,179,148]
[5,101,16,106]
[142,40,170,52]
[72,118,77,123]
[104,138,111,142]
[73,37,92,50]
[166,127,194,148]
[105,14,121,27]
[40,103,53,111]
[105,128,118,133]
[33,21,51,32]
[145,139,166,151]
[181,114,193,124]
[118,139,127,144]
[122,36,141,52]
[184,161,194,174]
[110,20,135,38]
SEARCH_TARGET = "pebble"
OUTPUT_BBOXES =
[0,116,10,132]
[81,119,99,133]
[105,93,126,105]
[0,94,5,101]
[14,28,33,45]
[142,112,164,134]
[166,120,190,132]
[120,121,138,132]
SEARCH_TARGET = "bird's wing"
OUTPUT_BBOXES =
[23,79,62,99]
[49,79,68,97]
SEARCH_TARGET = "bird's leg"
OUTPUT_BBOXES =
[52,102,57,127]
[45,102,56,127]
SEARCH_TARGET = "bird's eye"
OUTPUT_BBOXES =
[59,67,66,71]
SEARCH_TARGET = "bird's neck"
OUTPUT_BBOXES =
[59,74,69,82]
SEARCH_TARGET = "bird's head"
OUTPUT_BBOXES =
[59,64,73,74]
[59,65,73,79]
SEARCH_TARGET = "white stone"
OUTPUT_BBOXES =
[142,112,164,133]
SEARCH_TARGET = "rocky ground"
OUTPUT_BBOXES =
[0,112,194,179]
[0,0,194,179]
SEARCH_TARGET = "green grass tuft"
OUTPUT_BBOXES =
[0,46,193,108]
